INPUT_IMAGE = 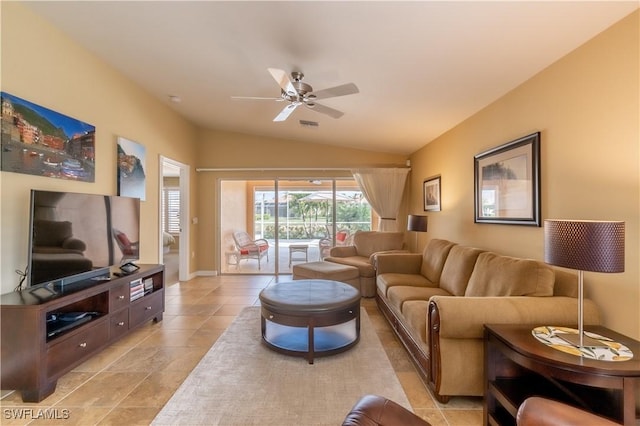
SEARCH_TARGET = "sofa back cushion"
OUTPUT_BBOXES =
[439,245,485,296]
[353,231,404,258]
[552,268,578,297]
[34,220,72,247]
[464,252,554,297]
[420,239,456,284]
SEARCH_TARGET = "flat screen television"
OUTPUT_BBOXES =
[27,190,141,287]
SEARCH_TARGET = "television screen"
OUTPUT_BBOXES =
[28,190,140,287]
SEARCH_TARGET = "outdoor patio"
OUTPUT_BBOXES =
[221,239,328,275]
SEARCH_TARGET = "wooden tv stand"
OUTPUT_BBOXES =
[0,264,164,402]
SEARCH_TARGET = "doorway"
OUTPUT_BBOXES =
[160,156,190,284]
[219,178,373,276]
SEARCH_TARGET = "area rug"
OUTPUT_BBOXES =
[152,306,411,425]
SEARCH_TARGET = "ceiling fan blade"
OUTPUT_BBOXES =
[268,68,298,97]
[273,103,299,122]
[231,96,283,101]
[305,102,344,119]
[310,83,359,100]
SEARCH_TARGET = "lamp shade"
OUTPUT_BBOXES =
[407,215,428,232]
[544,220,625,273]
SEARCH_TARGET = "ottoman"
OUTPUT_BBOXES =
[292,261,361,295]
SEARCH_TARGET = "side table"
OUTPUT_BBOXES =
[288,244,309,266]
[484,324,640,426]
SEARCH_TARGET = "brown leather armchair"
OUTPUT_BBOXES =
[342,395,430,426]
[516,397,619,426]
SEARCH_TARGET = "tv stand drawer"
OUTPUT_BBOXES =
[110,283,129,311]
[130,291,163,328]
[110,308,130,339]
[46,318,109,379]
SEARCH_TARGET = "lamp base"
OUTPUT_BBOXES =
[557,332,610,348]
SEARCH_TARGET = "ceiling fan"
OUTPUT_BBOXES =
[232,68,359,122]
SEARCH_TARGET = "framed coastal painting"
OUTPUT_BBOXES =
[423,175,441,211]
[474,132,540,226]
[117,137,146,200]
[1,91,96,182]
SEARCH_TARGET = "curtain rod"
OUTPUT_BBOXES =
[196,166,410,172]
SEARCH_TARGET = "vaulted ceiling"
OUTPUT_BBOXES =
[25,1,638,155]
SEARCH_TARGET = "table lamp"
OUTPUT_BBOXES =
[544,219,625,348]
[407,215,428,253]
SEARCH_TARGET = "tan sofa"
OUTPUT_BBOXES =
[375,239,601,403]
[325,231,405,297]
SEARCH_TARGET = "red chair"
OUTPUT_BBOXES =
[232,231,269,270]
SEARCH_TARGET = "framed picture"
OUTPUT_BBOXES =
[1,91,96,182]
[423,175,441,211]
[117,137,146,200]
[474,132,540,226]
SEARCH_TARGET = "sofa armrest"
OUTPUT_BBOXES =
[517,397,619,426]
[329,246,358,257]
[375,253,423,275]
[342,394,428,426]
[369,249,408,264]
[429,296,601,339]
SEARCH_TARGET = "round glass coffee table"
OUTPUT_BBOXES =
[259,279,360,364]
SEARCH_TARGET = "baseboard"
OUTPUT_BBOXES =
[196,270,218,277]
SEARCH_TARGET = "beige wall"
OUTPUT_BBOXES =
[3,3,637,340]
[409,11,639,339]
[0,3,198,293]
[195,128,406,272]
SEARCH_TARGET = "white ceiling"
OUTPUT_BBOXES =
[24,1,638,155]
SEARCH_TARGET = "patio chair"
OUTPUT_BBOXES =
[232,231,269,270]
[318,238,332,260]
[324,224,352,246]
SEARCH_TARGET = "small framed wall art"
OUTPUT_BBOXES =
[117,137,146,200]
[423,175,441,211]
[474,132,540,226]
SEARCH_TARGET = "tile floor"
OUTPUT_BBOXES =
[0,275,483,425]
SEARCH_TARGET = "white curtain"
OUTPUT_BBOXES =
[352,168,410,232]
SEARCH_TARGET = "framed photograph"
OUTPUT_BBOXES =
[423,175,441,211]
[1,91,95,182]
[117,137,146,200]
[474,132,540,226]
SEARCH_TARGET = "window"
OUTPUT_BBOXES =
[162,187,180,234]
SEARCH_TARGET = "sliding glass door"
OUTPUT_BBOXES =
[220,178,373,275]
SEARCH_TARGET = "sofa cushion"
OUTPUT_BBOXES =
[388,286,452,312]
[401,300,431,347]
[377,273,434,297]
[464,252,554,297]
[353,231,404,258]
[438,246,484,296]
[552,268,578,297]
[420,239,456,284]
[327,256,375,277]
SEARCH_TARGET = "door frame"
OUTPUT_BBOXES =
[159,155,190,282]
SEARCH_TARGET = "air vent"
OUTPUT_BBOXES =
[299,120,319,128]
